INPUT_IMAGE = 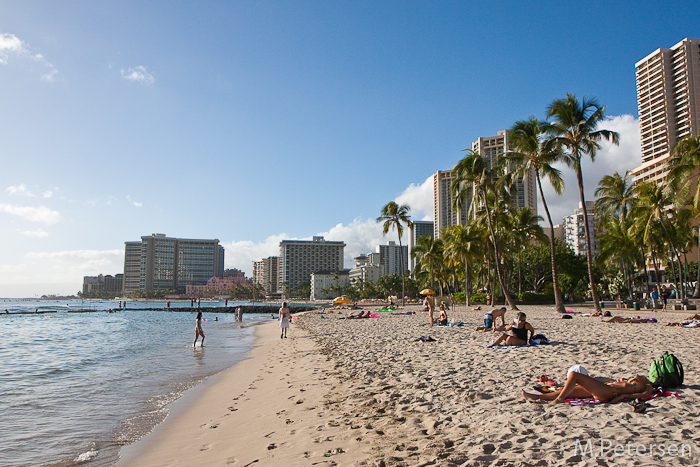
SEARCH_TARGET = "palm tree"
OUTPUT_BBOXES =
[507,207,546,295]
[666,131,700,297]
[505,117,567,312]
[443,223,484,307]
[451,149,519,310]
[595,171,636,223]
[377,201,412,305]
[411,235,443,293]
[547,93,620,313]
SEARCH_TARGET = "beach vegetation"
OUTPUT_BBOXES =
[547,93,619,313]
[505,116,567,312]
[377,201,413,305]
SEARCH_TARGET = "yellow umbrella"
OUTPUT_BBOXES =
[333,296,352,304]
[420,289,435,295]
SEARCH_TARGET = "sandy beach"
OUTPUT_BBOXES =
[119,304,700,466]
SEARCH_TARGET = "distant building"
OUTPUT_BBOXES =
[376,241,408,276]
[123,233,223,294]
[82,274,123,295]
[433,130,537,239]
[279,236,345,294]
[408,221,434,273]
[186,276,240,296]
[348,254,383,285]
[631,38,700,187]
[310,270,350,301]
[543,224,564,242]
[253,256,280,296]
[223,268,247,285]
[563,202,599,258]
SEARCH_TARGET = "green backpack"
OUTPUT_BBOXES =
[649,352,684,388]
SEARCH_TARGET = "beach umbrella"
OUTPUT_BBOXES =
[333,296,352,304]
[420,289,435,295]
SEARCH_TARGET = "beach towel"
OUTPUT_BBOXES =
[489,343,536,349]
[565,390,679,405]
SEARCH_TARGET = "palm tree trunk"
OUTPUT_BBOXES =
[575,165,602,312]
[537,173,566,312]
[465,260,471,307]
[694,229,700,298]
[398,235,406,307]
[483,190,518,310]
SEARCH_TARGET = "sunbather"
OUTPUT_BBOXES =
[435,305,448,326]
[522,371,654,404]
[604,316,656,323]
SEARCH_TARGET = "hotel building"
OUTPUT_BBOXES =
[631,38,700,186]
[123,234,223,294]
[563,202,599,258]
[408,221,434,273]
[253,256,280,296]
[433,130,537,238]
[279,236,345,294]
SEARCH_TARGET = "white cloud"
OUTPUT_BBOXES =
[0,32,57,79]
[126,195,143,208]
[20,229,49,238]
[7,184,34,197]
[221,234,289,276]
[121,65,155,85]
[0,204,61,225]
[0,33,28,64]
[538,114,642,225]
[395,175,434,221]
[42,190,53,199]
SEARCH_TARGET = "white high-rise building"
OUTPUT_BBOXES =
[631,38,700,186]
[563,202,599,258]
[408,221,434,273]
[279,236,345,294]
[376,241,408,276]
[433,130,537,239]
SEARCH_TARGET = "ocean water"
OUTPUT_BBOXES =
[0,299,274,467]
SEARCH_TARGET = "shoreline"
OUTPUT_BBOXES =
[118,304,700,466]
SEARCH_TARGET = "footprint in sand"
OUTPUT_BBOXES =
[200,444,212,451]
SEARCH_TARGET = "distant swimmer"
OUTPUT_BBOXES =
[194,311,205,347]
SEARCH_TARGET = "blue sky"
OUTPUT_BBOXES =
[0,1,697,297]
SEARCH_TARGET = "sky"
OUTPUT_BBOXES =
[0,1,697,297]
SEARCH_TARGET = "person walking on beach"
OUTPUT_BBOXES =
[279,302,291,338]
[194,311,205,347]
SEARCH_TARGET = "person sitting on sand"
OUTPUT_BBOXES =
[435,305,448,326]
[476,307,507,331]
[487,312,534,347]
[522,370,654,404]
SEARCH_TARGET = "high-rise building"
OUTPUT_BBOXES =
[253,256,280,296]
[376,241,408,276]
[348,254,383,285]
[83,274,123,295]
[563,202,599,258]
[408,221,434,273]
[433,130,537,238]
[279,236,345,293]
[123,234,223,294]
[631,38,700,186]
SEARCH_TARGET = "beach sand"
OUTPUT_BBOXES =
[119,305,700,466]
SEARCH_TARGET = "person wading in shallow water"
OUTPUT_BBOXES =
[279,302,291,338]
[194,311,205,347]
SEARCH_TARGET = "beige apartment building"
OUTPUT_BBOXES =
[433,130,537,238]
[631,38,700,185]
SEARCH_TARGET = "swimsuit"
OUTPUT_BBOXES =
[512,325,528,341]
[484,313,494,328]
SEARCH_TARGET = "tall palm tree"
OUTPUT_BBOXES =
[595,171,636,223]
[507,207,546,295]
[666,131,700,297]
[547,93,620,313]
[505,117,567,312]
[377,201,412,305]
[411,235,443,293]
[443,223,484,307]
[451,149,519,310]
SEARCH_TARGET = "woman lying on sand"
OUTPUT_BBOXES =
[522,371,654,404]
[603,316,657,323]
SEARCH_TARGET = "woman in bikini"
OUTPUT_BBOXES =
[487,312,533,347]
[522,371,654,404]
[194,311,205,347]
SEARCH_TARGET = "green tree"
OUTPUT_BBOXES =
[451,150,518,310]
[505,116,567,311]
[547,93,620,313]
[411,235,443,292]
[377,202,412,305]
[666,131,700,297]
[443,223,484,306]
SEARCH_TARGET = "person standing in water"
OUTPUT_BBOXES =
[194,311,205,347]
[279,302,291,338]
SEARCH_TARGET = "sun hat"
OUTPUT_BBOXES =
[567,365,589,377]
